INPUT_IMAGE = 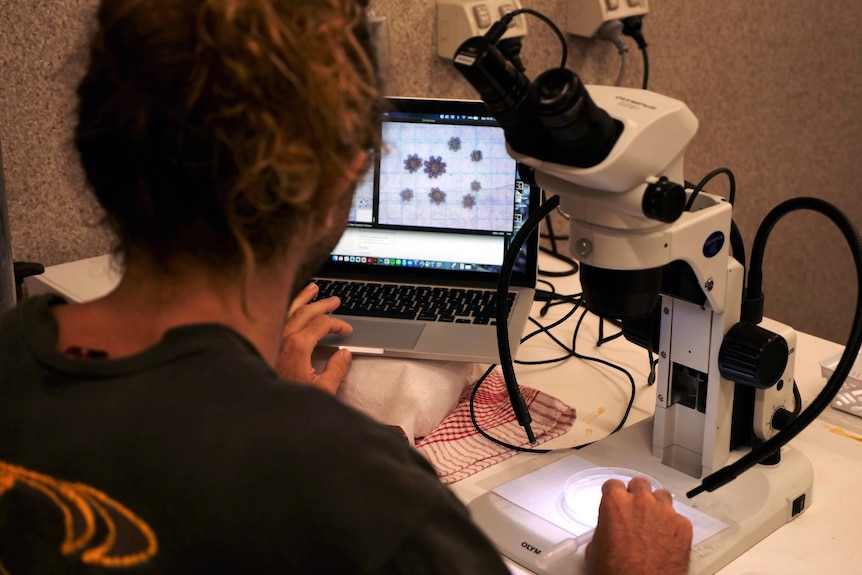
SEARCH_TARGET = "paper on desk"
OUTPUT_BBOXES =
[494,453,728,544]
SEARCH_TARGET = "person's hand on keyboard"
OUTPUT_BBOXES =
[275,282,353,395]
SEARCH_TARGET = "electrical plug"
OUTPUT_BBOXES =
[596,19,628,86]
[596,19,628,55]
[622,15,648,50]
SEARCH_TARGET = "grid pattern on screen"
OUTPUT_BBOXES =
[377,121,516,233]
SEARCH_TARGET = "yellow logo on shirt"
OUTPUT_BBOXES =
[0,461,158,571]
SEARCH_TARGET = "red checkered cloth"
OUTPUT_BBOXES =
[415,370,577,484]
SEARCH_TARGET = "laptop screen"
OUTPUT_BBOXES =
[318,97,538,288]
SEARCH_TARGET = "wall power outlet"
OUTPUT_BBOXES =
[436,0,527,60]
[566,0,649,38]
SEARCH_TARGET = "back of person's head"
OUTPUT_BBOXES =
[75,0,381,274]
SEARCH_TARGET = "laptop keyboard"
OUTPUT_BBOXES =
[313,279,515,325]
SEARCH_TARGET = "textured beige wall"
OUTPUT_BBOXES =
[1,0,860,344]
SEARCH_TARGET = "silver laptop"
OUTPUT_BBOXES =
[314,97,538,363]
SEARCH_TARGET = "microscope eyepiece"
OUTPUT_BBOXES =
[533,68,620,167]
[535,67,577,102]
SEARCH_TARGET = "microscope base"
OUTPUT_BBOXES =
[468,418,813,575]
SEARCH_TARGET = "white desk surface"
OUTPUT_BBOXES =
[26,253,861,574]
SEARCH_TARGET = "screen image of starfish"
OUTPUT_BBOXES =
[403,153,422,173]
[428,187,447,205]
[423,156,447,179]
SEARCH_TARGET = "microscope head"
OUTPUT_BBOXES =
[453,36,622,171]
[454,36,701,319]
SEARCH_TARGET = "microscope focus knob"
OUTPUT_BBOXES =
[771,406,797,431]
[718,322,789,389]
[642,176,686,223]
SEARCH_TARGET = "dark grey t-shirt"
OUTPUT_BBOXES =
[0,295,509,574]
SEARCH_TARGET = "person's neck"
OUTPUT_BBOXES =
[51,257,295,365]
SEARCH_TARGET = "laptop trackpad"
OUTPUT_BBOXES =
[318,318,424,351]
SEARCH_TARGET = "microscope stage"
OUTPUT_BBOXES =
[468,419,813,575]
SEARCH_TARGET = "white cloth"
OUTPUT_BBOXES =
[314,351,488,445]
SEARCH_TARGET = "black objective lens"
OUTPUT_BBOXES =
[580,263,662,319]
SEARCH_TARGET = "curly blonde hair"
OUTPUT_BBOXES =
[75,0,382,273]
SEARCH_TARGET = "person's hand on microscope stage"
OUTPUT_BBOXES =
[585,476,693,575]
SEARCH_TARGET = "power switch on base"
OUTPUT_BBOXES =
[792,494,806,517]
